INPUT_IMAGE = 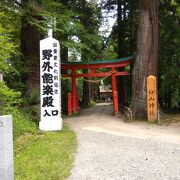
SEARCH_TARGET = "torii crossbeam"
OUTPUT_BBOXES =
[61,55,133,116]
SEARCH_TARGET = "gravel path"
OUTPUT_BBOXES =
[66,103,180,180]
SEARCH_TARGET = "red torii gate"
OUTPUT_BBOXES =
[61,56,133,116]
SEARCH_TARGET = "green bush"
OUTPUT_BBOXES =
[24,86,40,105]
[3,107,37,140]
[0,81,22,108]
[24,105,39,116]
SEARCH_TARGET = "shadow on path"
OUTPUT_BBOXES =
[66,102,180,142]
[78,102,114,117]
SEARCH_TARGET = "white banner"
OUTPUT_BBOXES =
[39,37,62,131]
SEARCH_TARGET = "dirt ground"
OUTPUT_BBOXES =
[66,102,180,180]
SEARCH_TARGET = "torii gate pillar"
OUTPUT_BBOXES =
[111,67,119,115]
[62,56,133,116]
[72,68,77,113]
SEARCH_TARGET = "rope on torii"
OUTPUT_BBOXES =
[61,71,113,84]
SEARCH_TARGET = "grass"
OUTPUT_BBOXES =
[169,114,180,123]
[159,113,180,125]
[3,107,37,139]
[4,107,77,180]
[122,111,180,126]
[14,125,77,180]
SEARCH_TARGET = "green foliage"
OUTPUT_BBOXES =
[0,1,20,72]
[0,0,179,113]
[24,86,40,105]
[0,18,16,72]
[14,125,77,180]
[159,0,180,109]
[24,105,40,118]
[78,1,103,61]
[61,78,71,112]
[0,82,22,108]
[0,82,33,140]
[76,78,83,100]
[101,44,118,59]
[172,88,180,108]
[101,0,138,57]
[0,2,22,94]
[3,107,37,140]
[43,0,103,62]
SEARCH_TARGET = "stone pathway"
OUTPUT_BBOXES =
[66,102,180,180]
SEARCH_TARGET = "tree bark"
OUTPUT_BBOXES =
[80,0,91,106]
[129,0,136,55]
[21,0,43,94]
[130,0,160,119]
[117,0,127,106]
[82,69,90,106]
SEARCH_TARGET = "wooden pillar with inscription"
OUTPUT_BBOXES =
[147,75,157,122]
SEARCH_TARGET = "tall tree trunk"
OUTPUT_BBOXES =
[90,82,95,101]
[117,0,126,57]
[129,0,136,55]
[129,0,138,104]
[130,0,160,119]
[81,0,91,106]
[60,34,69,112]
[60,34,68,63]
[21,0,43,94]
[82,69,90,106]
[117,0,127,106]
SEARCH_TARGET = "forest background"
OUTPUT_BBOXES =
[0,0,179,178]
[0,0,179,122]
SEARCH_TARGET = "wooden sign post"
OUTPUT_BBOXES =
[147,75,157,122]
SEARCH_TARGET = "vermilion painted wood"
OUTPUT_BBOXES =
[111,67,119,114]
[63,57,133,116]
[113,91,118,115]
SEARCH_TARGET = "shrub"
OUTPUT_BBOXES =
[0,81,22,108]
[3,107,37,140]
[24,86,40,105]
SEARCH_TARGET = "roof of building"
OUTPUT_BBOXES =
[99,85,112,93]
[61,55,134,65]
